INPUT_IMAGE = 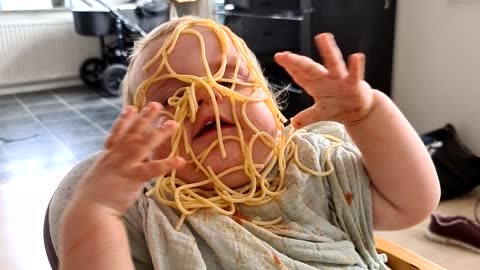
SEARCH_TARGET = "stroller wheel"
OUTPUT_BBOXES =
[80,58,106,87]
[101,64,128,96]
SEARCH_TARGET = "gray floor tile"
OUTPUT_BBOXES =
[52,126,106,145]
[87,111,121,127]
[45,117,99,132]
[0,100,21,110]
[52,87,103,103]
[66,95,110,107]
[1,153,75,182]
[0,144,9,160]
[5,149,71,165]
[44,117,106,147]
[26,100,68,114]
[0,122,44,142]
[77,103,121,117]
[1,86,130,184]
[0,94,17,105]
[99,122,114,132]
[67,137,105,160]
[104,96,124,108]
[16,91,57,105]
[35,109,82,123]
[4,136,74,162]
[0,87,110,183]
[0,145,11,182]
[0,167,13,183]
[69,97,111,109]
[0,102,30,120]
[0,116,37,136]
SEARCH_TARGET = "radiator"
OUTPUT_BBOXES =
[0,15,99,89]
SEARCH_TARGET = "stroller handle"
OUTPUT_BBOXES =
[84,0,148,37]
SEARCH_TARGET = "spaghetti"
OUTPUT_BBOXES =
[132,18,343,230]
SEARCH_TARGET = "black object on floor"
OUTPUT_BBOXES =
[421,124,480,201]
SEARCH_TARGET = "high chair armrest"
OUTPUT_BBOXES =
[374,236,446,270]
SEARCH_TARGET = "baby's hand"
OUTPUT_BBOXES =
[71,102,185,216]
[274,33,375,129]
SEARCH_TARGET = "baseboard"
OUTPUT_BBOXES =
[0,77,83,96]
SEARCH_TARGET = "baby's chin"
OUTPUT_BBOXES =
[175,140,272,190]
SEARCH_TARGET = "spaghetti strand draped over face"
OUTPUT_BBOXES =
[132,19,342,230]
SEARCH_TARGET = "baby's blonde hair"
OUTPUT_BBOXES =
[121,16,283,109]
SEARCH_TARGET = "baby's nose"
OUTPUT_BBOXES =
[194,84,222,106]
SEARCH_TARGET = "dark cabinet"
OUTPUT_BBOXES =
[311,0,396,98]
[216,0,396,119]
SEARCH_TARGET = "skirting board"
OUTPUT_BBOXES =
[0,77,84,96]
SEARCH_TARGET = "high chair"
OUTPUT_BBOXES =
[42,154,446,270]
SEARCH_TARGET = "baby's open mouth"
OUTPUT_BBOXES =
[195,121,234,138]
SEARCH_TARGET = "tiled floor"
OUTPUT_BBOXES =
[0,86,122,182]
[0,86,122,270]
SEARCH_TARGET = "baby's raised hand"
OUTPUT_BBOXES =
[274,33,375,129]
[72,102,185,216]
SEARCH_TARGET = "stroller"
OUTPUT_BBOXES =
[72,0,170,96]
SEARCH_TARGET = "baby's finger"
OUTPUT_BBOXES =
[291,106,325,129]
[104,106,137,149]
[134,157,186,181]
[347,53,365,82]
[142,120,178,150]
[274,52,328,87]
[129,102,163,134]
[315,33,348,79]
[116,120,178,163]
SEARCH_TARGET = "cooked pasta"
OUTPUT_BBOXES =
[133,19,343,230]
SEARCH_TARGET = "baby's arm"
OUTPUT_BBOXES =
[274,33,440,230]
[60,103,184,270]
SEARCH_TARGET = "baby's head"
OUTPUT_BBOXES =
[121,16,287,190]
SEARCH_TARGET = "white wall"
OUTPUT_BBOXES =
[0,10,100,95]
[392,0,480,155]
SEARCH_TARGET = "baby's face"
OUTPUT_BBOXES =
[138,25,278,189]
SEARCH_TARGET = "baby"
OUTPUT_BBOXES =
[56,16,440,270]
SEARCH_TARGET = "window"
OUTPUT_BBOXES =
[0,0,69,11]
[0,0,129,11]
